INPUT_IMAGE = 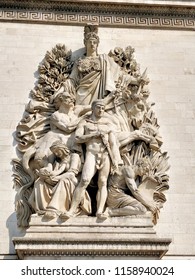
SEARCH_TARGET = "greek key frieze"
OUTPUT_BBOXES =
[0,4,195,30]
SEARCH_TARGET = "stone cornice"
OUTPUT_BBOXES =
[13,236,172,259]
[0,0,195,30]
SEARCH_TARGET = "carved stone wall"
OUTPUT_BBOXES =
[0,0,195,30]
[0,0,195,259]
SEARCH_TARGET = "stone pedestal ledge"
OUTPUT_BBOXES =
[13,213,171,259]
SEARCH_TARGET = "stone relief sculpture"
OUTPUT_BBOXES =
[13,24,170,227]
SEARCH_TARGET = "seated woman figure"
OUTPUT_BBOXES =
[28,140,91,219]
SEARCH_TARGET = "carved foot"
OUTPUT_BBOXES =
[96,208,110,220]
[60,211,75,220]
[43,211,57,220]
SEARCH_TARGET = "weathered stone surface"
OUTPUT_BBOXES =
[0,1,195,30]
[13,214,171,259]
[0,1,195,260]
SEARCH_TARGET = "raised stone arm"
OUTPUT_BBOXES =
[118,130,157,150]
[50,113,80,133]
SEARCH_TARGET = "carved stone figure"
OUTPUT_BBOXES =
[68,25,121,105]
[107,156,160,223]
[13,24,170,227]
[28,141,91,218]
[61,99,123,219]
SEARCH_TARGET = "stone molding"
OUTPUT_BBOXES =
[13,215,172,259]
[13,238,171,259]
[0,0,195,30]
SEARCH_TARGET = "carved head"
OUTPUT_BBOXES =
[54,91,76,109]
[135,157,152,177]
[50,141,70,159]
[54,80,76,109]
[84,24,99,49]
[60,91,75,103]
[34,155,48,169]
[91,99,105,118]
